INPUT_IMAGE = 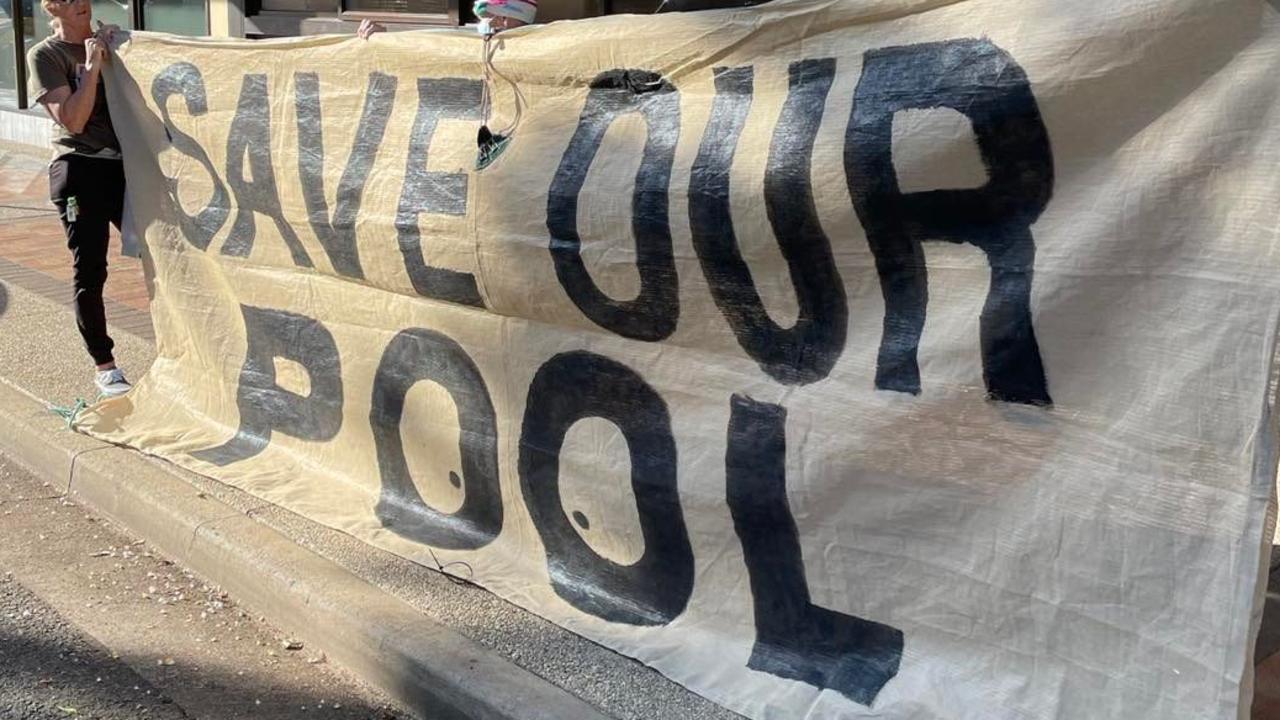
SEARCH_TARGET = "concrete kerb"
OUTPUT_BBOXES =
[0,379,611,720]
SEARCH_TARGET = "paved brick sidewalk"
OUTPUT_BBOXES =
[0,143,153,341]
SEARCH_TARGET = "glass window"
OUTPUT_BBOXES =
[21,0,125,107]
[14,0,205,109]
[90,0,130,31]
[0,0,22,108]
[23,1,126,42]
[144,0,207,35]
[24,1,50,109]
[27,1,52,50]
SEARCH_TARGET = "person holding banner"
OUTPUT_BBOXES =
[26,2,130,397]
[358,0,537,170]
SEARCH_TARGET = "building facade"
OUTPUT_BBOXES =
[0,0,661,115]
[232,0,662,38]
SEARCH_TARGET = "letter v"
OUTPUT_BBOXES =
[295,71,398,280]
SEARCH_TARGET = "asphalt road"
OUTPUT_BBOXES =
[0,453,411,720]
[0,575,189,720]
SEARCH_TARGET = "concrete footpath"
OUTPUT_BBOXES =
[0,139,736,720]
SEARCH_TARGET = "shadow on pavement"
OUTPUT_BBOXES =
[0,624,406,720]
[0,572,408,720]
[0,622,186,720]
[0,281,8,319]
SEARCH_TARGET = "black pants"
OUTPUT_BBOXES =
[50,155,125,367]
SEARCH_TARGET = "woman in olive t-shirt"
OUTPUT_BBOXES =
[26,0,130,397]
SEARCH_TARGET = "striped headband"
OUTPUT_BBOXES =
[474,0,537,25]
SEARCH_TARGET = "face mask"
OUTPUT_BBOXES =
[477,18,493,36]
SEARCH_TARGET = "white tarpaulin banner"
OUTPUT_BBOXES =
[87,0,1280,717]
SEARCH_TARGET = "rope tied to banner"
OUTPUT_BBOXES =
[476,30,528,171]
[50,397,91,430]
[49,391,110,431]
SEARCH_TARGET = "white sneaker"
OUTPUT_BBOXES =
[94,367,132,397]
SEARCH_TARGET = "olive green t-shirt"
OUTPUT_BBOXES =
[26,36,120,157]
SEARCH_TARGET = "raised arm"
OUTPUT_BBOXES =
[37,37,105,135]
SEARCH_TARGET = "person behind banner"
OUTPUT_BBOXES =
[26,2,130,397]
[358,0,536,170]
[357,0,538,38]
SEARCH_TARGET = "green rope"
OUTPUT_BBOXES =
[476,133,512,171]
[50,393,105,430]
